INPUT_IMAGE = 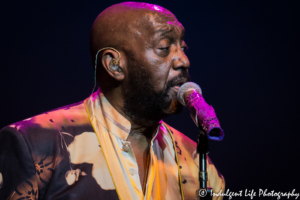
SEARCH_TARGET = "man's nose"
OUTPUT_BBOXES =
[172,47,190,71]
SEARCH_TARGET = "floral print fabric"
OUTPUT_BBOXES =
[0,91,224,200]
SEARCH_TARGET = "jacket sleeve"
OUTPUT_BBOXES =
[0,127,39,200]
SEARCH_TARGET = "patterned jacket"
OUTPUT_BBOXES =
[0,91,225,200]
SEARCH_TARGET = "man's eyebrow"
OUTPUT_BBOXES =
[154,26,185,41]
[155,26,174,35]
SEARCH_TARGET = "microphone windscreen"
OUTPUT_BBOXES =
[177,82,202,106]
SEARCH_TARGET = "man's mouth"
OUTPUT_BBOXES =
[173,86,180,93]
[167,71,190,94]
[172,81,186,93]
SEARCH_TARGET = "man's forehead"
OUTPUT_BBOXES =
[147,11,182,28]
[134,11,184,37]
[153,23,184,35]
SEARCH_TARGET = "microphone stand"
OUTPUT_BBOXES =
[196,125,212,200]
[177,83,223,199]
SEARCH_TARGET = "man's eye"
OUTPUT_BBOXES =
[181,46,188,51]
[159,47,170,51]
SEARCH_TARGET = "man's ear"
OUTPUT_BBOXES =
[101,49,125,81]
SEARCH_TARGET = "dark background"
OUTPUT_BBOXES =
[1,0,299,199]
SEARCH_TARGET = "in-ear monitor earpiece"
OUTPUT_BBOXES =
[91,47,121,94]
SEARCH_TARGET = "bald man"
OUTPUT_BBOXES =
[0,2,225,200]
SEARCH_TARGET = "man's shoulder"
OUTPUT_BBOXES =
[7,101,88,129]
[1,101,93,144]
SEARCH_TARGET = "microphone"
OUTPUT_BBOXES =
[177,82,224,141]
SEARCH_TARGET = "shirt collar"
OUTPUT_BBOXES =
[84,89,130,140]
[85,89,164,141]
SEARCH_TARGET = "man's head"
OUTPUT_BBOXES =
[90,2,190,125]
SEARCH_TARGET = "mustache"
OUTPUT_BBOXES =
[166,70,191,89]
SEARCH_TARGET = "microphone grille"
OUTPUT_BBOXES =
[177,82,202,106]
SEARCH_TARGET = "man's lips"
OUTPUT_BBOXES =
[171,80,187,92]
[173,86,180,93]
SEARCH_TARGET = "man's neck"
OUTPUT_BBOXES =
[103,88,162,141]
[128,121,159,142]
